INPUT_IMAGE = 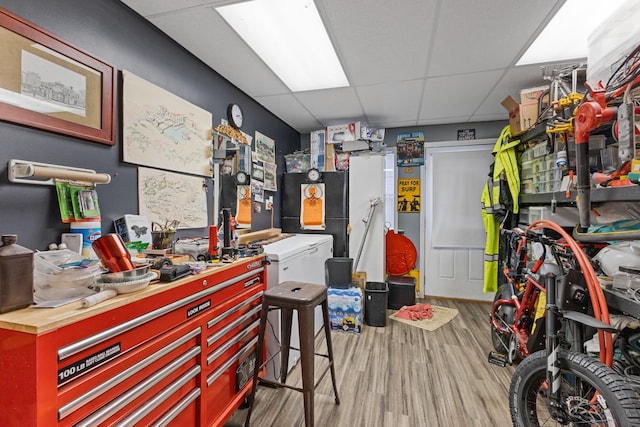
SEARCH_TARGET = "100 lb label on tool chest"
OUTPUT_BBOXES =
[58,342,121,385]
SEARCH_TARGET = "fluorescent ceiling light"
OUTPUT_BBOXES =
[517,0,624,66]
[217,0,349,92]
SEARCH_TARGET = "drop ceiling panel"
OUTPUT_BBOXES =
[421,115,476,126]
[428,0,559,76]
[357,80,425,125]
[255,94,324,133]
[319,0,438,86]
[420,70,503,121]
[119,0,575,134]
[121,0,208,17]
[148,8,288,97]
[475,64,548,119]
[294,87,363,123]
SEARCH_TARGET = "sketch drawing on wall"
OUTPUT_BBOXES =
[122,70,212,176]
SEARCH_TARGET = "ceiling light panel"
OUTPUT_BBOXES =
[517,0,624,66]
[217,0,349,92]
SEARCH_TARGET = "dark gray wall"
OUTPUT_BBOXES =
[0,0,300,251]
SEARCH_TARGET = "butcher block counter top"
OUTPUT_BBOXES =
[0,256,264,335]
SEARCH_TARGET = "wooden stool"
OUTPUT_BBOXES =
[244,281,340,427]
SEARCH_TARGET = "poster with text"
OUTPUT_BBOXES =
[397,178,420,213]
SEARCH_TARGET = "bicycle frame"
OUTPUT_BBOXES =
[493,275,545,360]
[490,224,616,368]
[491,230,552,361]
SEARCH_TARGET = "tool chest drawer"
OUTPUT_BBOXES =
[54,267,264,363]
[0,255,267,427]
[202,285,262,426]
[57,322,201,426]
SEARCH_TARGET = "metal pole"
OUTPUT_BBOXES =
[353,198,380,273]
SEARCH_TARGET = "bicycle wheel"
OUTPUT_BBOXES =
[491,284,516,354]
[510,349,640,426]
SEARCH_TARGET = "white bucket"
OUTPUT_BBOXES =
[70,222,102,259]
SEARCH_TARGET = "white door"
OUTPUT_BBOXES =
[422,139,495,302]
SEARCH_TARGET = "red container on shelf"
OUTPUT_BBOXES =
[92,233,135,272]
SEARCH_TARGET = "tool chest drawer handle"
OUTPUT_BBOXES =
[207,336,258,387]
[207,305,262,347]
[153,388,201,427]
[207,291,263,329]
[75,348,200,427]
[58,268,263,361]
[117,367,201,426]
[207,319,260,366]
[58,327,201,420]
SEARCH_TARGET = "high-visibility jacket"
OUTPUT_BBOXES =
[481,125,520,293]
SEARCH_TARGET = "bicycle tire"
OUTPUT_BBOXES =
[509,349,640,426]
[491,284,516,354]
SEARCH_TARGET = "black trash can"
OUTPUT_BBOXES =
[325,257,353,288]
[364,282,388,327]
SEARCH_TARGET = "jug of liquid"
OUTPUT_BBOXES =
[0,234,34,313]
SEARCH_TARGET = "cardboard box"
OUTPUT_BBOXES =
[326,122,360,143]
[114,214,152,245]
[327,287,363,334]
[501,96,539,136]
[520,86,547,104]
[351,271,367,291]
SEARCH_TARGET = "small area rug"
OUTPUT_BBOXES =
[389,304,459,332]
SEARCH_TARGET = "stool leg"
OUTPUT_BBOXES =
[244,302,269,427]
[322,299,340,404]
[280,307,294,383]
[298,306,315,427]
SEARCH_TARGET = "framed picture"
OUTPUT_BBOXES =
[0,8,115,145]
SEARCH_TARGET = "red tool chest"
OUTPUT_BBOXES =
[0,255,266,427]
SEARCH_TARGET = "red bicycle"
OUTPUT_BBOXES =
[489,220,613,367]
[489,220,640,426]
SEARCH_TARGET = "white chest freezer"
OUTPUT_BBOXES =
[262,234,333,381]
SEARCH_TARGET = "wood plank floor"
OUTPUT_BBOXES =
[225,299,515,427]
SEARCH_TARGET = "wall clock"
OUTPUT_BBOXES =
[306,168,322,183]
[227,103,244,129]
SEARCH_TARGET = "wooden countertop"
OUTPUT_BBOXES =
[0,257,260,335]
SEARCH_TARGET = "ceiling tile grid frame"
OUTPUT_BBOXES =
[121,0,567,133]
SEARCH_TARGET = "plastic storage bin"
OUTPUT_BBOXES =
[34,249,101,290]
[325,257,353,288]
[364,282,388,327]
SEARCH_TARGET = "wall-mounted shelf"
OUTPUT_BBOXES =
[521,185,640,207]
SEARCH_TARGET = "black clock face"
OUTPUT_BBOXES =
[227,103,244,129]
[235,171,248,185]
